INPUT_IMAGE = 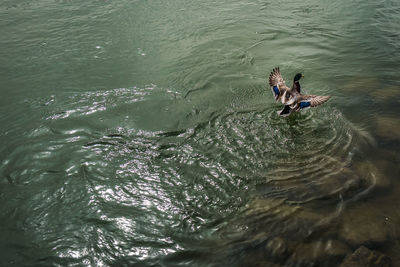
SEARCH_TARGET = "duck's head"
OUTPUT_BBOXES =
[293,73,304,82]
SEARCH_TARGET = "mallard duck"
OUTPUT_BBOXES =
[269,67,331,116]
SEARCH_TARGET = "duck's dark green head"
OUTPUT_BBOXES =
[294,73,304,82]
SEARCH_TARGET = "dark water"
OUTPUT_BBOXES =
[1,0,400,266]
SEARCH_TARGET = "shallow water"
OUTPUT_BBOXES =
[1,0,400,266]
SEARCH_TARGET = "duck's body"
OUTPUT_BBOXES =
[269,67,331,116]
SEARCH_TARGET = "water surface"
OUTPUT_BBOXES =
[1,0,400,266]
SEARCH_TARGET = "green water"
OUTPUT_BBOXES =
[1,0,400,266]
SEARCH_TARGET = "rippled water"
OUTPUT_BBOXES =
[1,0,400,266]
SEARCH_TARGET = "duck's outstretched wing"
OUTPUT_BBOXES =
[295,95,331,110]
[269,67,287,101]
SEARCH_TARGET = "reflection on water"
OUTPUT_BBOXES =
[1,0,400,266]
[1,86,387,266]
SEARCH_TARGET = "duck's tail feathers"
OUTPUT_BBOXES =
[277,105,292,117]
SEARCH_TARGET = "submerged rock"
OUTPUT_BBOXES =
[345,76,380,94]
[340,246,391,267]
[369,86,400,102]
[374,116,400,143]
[290,239,351,264]
[265,236,287,259]
[338,203,389,247]
[353,160,391,189]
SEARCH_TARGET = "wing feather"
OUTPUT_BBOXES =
[268,67,286,88]
[309,95,331,107]
[295,95,331,110]
[269,67,288,101]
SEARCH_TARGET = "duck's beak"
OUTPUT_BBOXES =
[301,74,304,78]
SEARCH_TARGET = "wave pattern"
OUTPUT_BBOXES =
[37,86,369,265]
[0,80,381,266]
[2,0,399,265]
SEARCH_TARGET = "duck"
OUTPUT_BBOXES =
[269,67,331,116]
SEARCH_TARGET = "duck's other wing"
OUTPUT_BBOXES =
[296,95,331,110]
